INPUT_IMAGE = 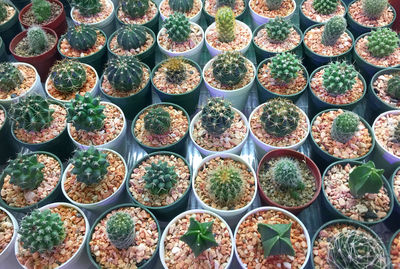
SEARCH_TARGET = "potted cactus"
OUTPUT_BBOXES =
[0,207,18,263]
[15,202,89,269]
[391,166,400,214]
[203,0,246,24]
[369,68,400,115]
[0,151,63,213]
[87,203,160,269]
[203,52,256,111]
[249,0,297,26]
[390,228,400,267]
[189,97,249,156]
[0,1,21,54]
[159,0,202,22]
[151,57,202,115]
[256,52,309,103]
[0,105,17,164]
[116,0,159,34]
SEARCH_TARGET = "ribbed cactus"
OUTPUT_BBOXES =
[116,25,147,50]
[258,223,295,257]
[19,209,66,253]
[321,16,347,46]
[269,52,301,84]
[164,12,191,42]
[348,161,383,198]
[200,97,234,135]
[0,2,7,22]
[312,0,338,15]
[330,111,360,143]
[216,7,235,43]
[3,154,44,190]
[273,158,305,199]
[217,0,235,8]
[71,146,109,185]
[212,52,247,86]
[387,75,400,99]
[265,16,292,42]
[121,0,149,18]
[143,161,177,194]
[27,26,48,55]
[65,24,97,51]
[106,212,135,249]
[104,56,143,92]
[66,93,106,132]
[208,165,243,207]
[9,95,54,132]
[367,28,399,58]
[164,57,186,84]
[32,0,51,23]
[322,62,357,96]
[50,60,87,93]
[168,0,193,13]
[265,0,283,10]
[0,62,24,92]
[362,0,388,19]
[72,0,102,16]
[144,107,171,135]
[260,98,300,137]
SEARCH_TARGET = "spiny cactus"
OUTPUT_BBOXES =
[0,62,24,92]
[19,209,66,253]
[0,2,7,22]
[104,56,143,92]
[269,52,301,84]
[144,107,171,135]
[387,75,400,100]
[143,160,178,194]
[72,0,102,16]
[32,0,51,23]
[260,98,300,137]
[164,57,186,84]
[200,97,234,135]
[50,60,87,93]
[164,12,191,43]
[106,212,135,249]
[217,0,235,8]
[117,25,147,50]
[321,16,347,46]
[66,93,106,132]
[9,95,54,132]
[265,0,283,10]
[216,7,235,43]
[367,28,400,58]
[312,0,338,15]
[180,217,218,257]
[322,62,357,96]
[168,0,193,13]
[273,158,305,199]
[349,161,383,198]
[362,0,388,19]
[257,223,295,257]
[3,154,44,190]
[71,146,109,185]
[27,26,48,55]
[65,24,97,51]
[393,121,400,143]
[121,0,149,19]
[330,111,360,143]
[208,165,243,207]
[212,52,247,86]
[265,16,292,42]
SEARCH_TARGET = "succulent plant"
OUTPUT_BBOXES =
[0,62,24,92]
[116,24,147,50]
[66,93,105,132]
[216,6,235,43]
[322,62,358,96]
[106,212,135,249]
[321,16,347,46]
[265,0,283,10]
[71,146,109,185]
[387,75,400,100]
[217,0,235,8]
[265,16,292,42]
[0,2,7,22]
[164,57,186,84]
[200,97,234,135]
[19,209,66,253]
[2,154,44,190]
[143,161,178,194]
[394,121,400,143]
[312,0,338,15]
[72,0,102,16]
[257,223,295,257]
[208,165,243,207]
[32,0,51,23]
[273,157,305,199]
[104,56,143,92]
[27,26,48,55]
[144,107,171,135]
[212,51,247,86]
[168,0,193,13]
[260,98,300,137]
[164,12,191,42]
[9,95,54,132]
[50,60,87,93]
[65,24,97,51]
[362,0,388,19]
[348,161,383,198]
[367,28,400,58]
[330,111,360,143]
[121,0,149,19]
[269,52,301,84]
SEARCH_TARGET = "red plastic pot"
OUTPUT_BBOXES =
[10,27,60,82]
[18,0,67,38]
[390,0,400,32]
[256,149,322,214]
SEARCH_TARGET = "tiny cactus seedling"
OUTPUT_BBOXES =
[117,24,147,50]
[265,0,283,10]
[330,111,360,143]
[0,62,24,92]
[104,56,143,92]
[387,75,400,100]
[257,223,295,257]
[18,209,66,253]
[348,161,383,198]
[216,7,235,43]
[180,217,218,257]
[208,165,243,207]
[200,97,234,135]
[27,26,49,55]
[32,0,51,23]
[212,52,247,86]
[106,212,135,249]
[143,160,178,194]
[72,0,102,16]
[217,0,235,8]
[0,2,7,22]
[121,0,149,19]
[50,60,87,93]
[321,16,347,46]
[367,28,400,58]
[144,107,171,134]
[269,52,301,84]
[265,16,292,42]
[393,122,400,143]
[164,12,191,42]
[164,57,186,84]
[65,24,97,51]
[168,0,193,13]
[273,158,305,199]
[322,62,357,96]
[312,0,338,15]
[362,0,388,19]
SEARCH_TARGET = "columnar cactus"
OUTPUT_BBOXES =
[257,223,295,257]
[0,2,7,22]
[106,212,135,249]
[168,0,193,13]
[121,0,149,19]
[50,60,87,93]
[164,12,191,42]
[65,24,97,51]
[72,0,102,16]
[321,16,347,46]
[367,28,399,58]
[312,0,338,15]
[269,52,301,84]
[19,209,66,253]
[117,25,147,50]
[0,62,24,92]
[330,111,360,143]
[104,56,143,92]
[3,154,45,190]
[273,158,305,199]
[349,161,383,198]
[265,0,283,10]
[362,0,388,19]
[387,75,400,100]
[32,0,51,23]
[265,16,292,42]
[27,26,48,55]
[200,97,234,135]
[164,57,186,84]
[212,52,247,86]
[260,98,300,137]
[322,62,357,96]
[144,107,171,135]
[216,7,235,43]
[143,161,178,194]
[208,165,243,207]
[217,0,235,8]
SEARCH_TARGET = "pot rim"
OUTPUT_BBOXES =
[369,68,400,110]
[0,206,18,257]
[299,0,348,24]
[159,0,203,21]
[202,0,246,19]
[347,0,396,30]
[115,1,159,27]
[18,0,65,28]
[248,0,297,20]
[70,0,115,25]
[372,110,400,161]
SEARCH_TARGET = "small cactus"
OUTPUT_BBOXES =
[269,52,301,84]
[387,75,400,100]
[367,28,399,58]
[144,107,171,135]
[104,56,143,92]
[50,60,87,93]
[0,2,7,22]
[106,212,135,249]
[330,111,360,143]
[72,0,102,16]
[212,52,247,86]
[32,0,51,23]
[265,0,283,10]
[164,57,186,84]
[0,62,24,92]
[27,26,49,55]
[273,158,305,199]
[117,24,147,50]
[143,160,178,194]
[312,0,338,15]
[216,7,235,43]
[217,0,235,8]
[321,16,347,46]
[121,0,149,19]
[65,24,97,51]
[322,62,357,96]
[393,122,400,143]
[258,223,295,257]
[168,0,193,13]
[265,16,292,42]
[200,97,234,135]
[164,12,191,43]
[362,0,388,19]
[349,161,383,198]
[208,165,243,207]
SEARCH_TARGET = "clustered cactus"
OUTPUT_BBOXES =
[18,209,66,253]
[144,107,171,134]
[321,16,347,46]
[330,111,360,144]
[217,0,235,9]
[265,0,283,10]
[65,24,97,51]
[212,52,247,86]
[216,7,235,43]
[0,62,24,92]
[27,26,49,55]
[50,60,87,93]
[164,12,191,43]
[387,75,400,100]
[273,158,305,199]
[269,52,301,84]
[200,98,234,135]
[117,25,147,50]
[168,0,193,13]
[0,2,7,22]
[106,212,135,249]
[322,62,357,96]
[312,0,338,15]
[143,161,178,194]
[348,161,383,198]
[72,0,102,16]
[164,57,186,84]
[367,28,400,58]
[104,56,143,92]
[257,223,295,257]
[32,0,51,23]
[121,0,149,19]
[265,16,292,43]
[362,0,388,19]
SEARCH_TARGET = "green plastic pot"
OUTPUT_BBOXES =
[125,151,192,221]
[256,58,309,103]
[202,0,247,25]
[0,37,6,62]
[390,166,400,216]
[0,105,17,164]
[86,203,161,269]
[0,151,63,213]
[321,160,394,226]
[151,58,202,115]
[388,228,400,264]
[0,2,21,54]
[100,63,152,121]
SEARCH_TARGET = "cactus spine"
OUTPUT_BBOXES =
[0,2,7,22]
[0,62,24,92]
[216,7,235,43]
[121,0,149,18]
[208,165,243,207]
[258,223,295,257]
[265,0,283,10]
[168,0,194,13]
[164,12,191,42]
[322,62,357,96]
[32,0,51,23]
[106,212,135,249]
[330,111,360,143]
[117,24,147,50]
[50,60,87,93]
[362,0,388,19]
[143,160,178,194]
[200,97,234,135]
[212,52,247,86]
[104,56,143,92]
[387,75,400,100]
[65,24,98,51]
[265,16,292,42]
[144,107,171,134]
[164,57,186,84]
[27,26,49,55]
[321,16,347,46]
[348,161,383,198]
[273,158,305,199]
[367,28,399,58]
[72,0,102,16]
[269,52,301,84]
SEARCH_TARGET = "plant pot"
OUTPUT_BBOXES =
[389,228,400,267]
[202,0,247,25]
[249,0,296,27]
[0,105,17,164]
[0,2,21,54]
[390,0,400,32]
[151,58,202,115]
[0,207,18,264]
[390,166,400,216]
[159,0,202,23]
[18,0,67,38]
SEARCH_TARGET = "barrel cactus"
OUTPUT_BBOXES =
[312,0,338,15]
[164,12,191,42]
[0,2,7,22]
[362,0,388,19]
[106,212,135,249]
[200,97,234,135]
[321,16,347,46]
[0,62,24,92]
[265,16,292,42]
[330,111,360,143]
[164,57,186,84]
[50,60,87,93]
[104,56,143,92]
[32,0,51,23]
[212,52,247,86]
[121,0,149,18]
[367,28,399,58]
[322,62,357,96]
[65,24,98,51]
[217,0,235,8]
[216,7,235,43]
[265,0,283,10]
[72,0,102,16]
[143,160,178,194]
[27,26,48,55]
[144,107,171,135]
[269,52,301,84]
[273,158,305,199]
[168,0,193,13]
[117,25,147,50]
[387,75,400,100]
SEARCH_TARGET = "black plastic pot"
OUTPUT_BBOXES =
[202,0,247,25]
[0,2,22,54]
[0,105,17,164]
[0,37,6,62]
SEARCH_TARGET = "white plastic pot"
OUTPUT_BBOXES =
[159,209,234,268]
[159,0,203,23]
[14,202,90,269]
[205,20,252,57]
[203,57,256,111]
[0,207,18,264]
[249,0,296,27]
[233,206,311,269]
[157,22,204,63]
[45,63,100,104]
[189,106,250,157]
[249,103,310,160]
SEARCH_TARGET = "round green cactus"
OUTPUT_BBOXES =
[322,62,358,96]
[0,2,7,22]
[212,51,248,86]
[50,60,87,93]
[168,0,193,13]
[269,52,301,84]
[143,160,178,194]
[312,0,338,15]
[321,16,347,46]
[367,28,400,58]
[265,0,283,10]
[265,16,292,42]
[72,0,102,16]
[65,24,98,51]
[217,0,235,8]
[200,97,234,135]
[387,75,400,100]
[105,56,143,92]
[27,26,49,55]
[164,57,186,84]
[208,165,243,207]
[32,0,51,23]
[362,0,388,19]
[106,212,135,249]
[330,111,360,143]
[117,25,147,50]
[144,107,171,135]
[164,12,191,42]
[0,62,24,92]
[121,0,149,18]
[273,158,304,199]
[216,6,235,43]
